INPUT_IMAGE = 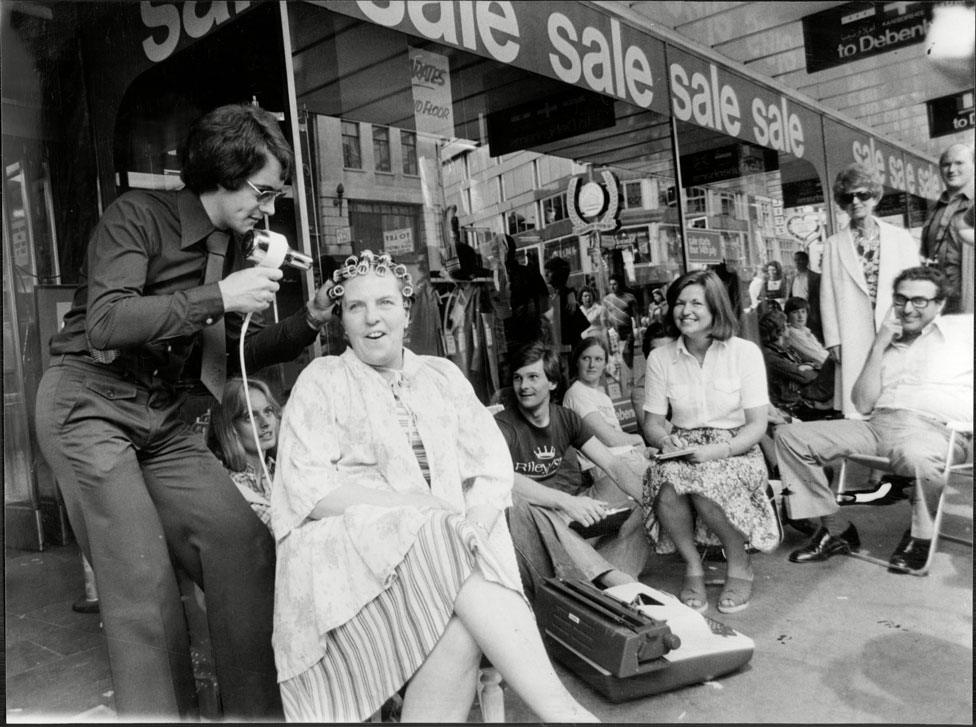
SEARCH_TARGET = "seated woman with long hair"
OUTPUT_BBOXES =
[641,270,780,615]
[271,250,596,723]
[208,377,281,530]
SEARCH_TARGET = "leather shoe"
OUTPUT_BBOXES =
[72,595,99,614]
[888,529,931,575]
[789,523,860,563]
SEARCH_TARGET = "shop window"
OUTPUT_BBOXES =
[342,121,362,169]
[372,125,391,173]
[686,186,707,214]
[506,201,537,235]
[544,237,582,272]
[401,130,418,176]
[623,180,643,209]
[348,200,422,254]
[542,193,567,225]
[285,2,680,368]
[675,119,825,285]
[719,192,739,218]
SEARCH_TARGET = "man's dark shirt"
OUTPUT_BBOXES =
[494,403,597,496]
[50,188,316,389]
[920,186,973,306]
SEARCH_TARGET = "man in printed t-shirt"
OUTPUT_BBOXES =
[494,341,648,600]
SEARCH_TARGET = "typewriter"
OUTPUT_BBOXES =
[536,578,754,702]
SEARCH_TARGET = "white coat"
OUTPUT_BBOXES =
[820,217,919,417]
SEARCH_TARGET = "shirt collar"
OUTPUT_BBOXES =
[177,188,219,249]
[675,335,727,358]
[890,315,947,350]
[939,181,974,205]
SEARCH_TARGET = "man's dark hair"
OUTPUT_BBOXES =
[510,340,562,387]
[663,269,738,341]
[544,256,571,289]
[758,310,788,347]
[180,104,294,194]
[784,296,809,315]
[892,265,949,300]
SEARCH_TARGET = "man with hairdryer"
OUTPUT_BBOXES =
[35,104,332,721]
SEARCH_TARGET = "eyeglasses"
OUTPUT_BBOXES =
[838,190,875,205]
[246,180,287,204]
[892,294,940,309]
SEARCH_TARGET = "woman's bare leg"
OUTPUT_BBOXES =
[655,484,702,575]
[400,616,480,723]
[691,494,752,580]
[453,573,599,723]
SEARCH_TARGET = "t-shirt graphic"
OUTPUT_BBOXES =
[494,403,596,496]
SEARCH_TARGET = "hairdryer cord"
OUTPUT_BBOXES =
[239,312,274,491]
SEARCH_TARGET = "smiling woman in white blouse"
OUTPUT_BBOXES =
[641,270,780,616]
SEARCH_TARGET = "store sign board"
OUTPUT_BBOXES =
[140,1,255,63]
[680,142,779,187]
[383,227,414,254]
[409,47,456,139]
[335,0,669,114]
[486,88,615,156]
[926,90,975,138]
[802,2,932,74]
[686,229,723,265]
[822,117,941,200]
[666,47,822,161]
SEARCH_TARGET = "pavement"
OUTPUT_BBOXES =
[5,473,972,724]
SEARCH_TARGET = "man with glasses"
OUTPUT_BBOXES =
[920,143,974,314]
[773,266,972,574]
[35,104,333,720]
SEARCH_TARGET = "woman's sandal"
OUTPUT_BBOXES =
[717,576,753,614]
[679,574,708,613]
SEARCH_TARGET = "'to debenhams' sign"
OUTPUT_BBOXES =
[802,1,932,74]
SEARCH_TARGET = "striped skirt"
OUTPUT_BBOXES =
[280,511,506,722]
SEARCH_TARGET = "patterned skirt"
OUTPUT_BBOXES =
[641,426,780,555]
[280,511,511,722]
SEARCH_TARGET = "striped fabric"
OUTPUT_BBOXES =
[394,395,430,485]
[280,512,486,722]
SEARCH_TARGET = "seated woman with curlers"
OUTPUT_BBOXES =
[270,250,596,724]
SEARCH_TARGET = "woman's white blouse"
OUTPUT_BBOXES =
[643,336,769,429]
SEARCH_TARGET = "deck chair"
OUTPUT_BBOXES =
[835,421,973,575]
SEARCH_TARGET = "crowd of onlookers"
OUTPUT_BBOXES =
[46,100,972,725]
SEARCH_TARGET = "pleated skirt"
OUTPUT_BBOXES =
[280,511,505,722]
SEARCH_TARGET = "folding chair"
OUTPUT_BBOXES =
[835,420,973,575]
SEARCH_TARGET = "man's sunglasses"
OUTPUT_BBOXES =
[838,191,875,205]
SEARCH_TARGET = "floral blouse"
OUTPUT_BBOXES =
[270,348,522,681]
[229,459,274,530]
